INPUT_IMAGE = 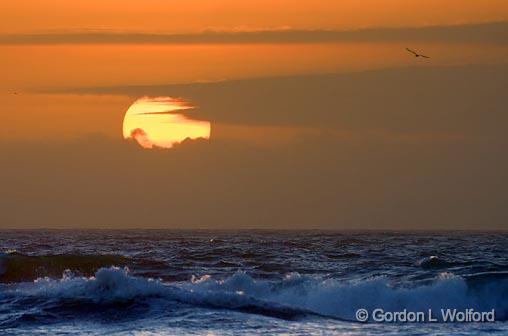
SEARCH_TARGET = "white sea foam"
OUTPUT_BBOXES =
[4,267,507,321]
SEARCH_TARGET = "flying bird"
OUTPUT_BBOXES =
[406,48,430,59]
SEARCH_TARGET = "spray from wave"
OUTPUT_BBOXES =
[2,266,506,325]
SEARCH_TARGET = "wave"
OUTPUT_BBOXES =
[417,255,478,270]
[418,256,455,269]
[1,267,507,325]
[182,270,508,321]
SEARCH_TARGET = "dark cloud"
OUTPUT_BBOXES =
[0,132,506,230]
[1,21,507,45]
[134,109,195,115]
[3,63,507,230]
[130,128,147,137]
[129,128,148,144]
[72,64,508,136]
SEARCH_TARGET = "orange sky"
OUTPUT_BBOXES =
[1,1,507,140]
[2,0,508,33]
[3,42,507,90]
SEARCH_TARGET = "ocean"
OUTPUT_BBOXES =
[0,230,507,335]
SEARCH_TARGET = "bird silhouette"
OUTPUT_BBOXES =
[406,48,430,59]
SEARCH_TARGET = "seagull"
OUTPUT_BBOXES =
[406,48,430,59]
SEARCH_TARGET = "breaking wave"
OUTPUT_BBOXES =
[1,266,507,326]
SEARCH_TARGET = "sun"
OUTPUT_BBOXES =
[122,97,211,149]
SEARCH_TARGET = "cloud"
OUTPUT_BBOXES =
[1,22,507,45]
[129,127,147,139]
[70,64,508,136]
[1,133,506,230]
[4,63,506,230]
[130,128,147,137]
[133,109,195,116]
[128,128,151,148]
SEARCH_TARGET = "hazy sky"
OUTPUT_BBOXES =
[1,1,507,229]
[2,0,508,33]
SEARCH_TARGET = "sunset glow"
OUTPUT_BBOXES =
[122,97,211,149]
[2,2,508,334]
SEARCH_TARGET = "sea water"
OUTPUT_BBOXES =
[0,230,507,335]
